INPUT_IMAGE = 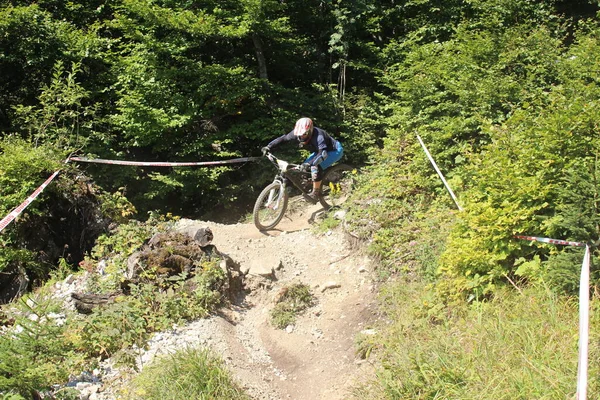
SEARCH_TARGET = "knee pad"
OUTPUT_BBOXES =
[311,165,322,181]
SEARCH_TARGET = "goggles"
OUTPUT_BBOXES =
[297,130,311,141]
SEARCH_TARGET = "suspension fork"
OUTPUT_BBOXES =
[266,176,287,207]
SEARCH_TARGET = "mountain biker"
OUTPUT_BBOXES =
[261,117,344,203]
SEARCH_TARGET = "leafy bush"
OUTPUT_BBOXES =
[74,296,149,361]
[346,137,455,280]
[0,137,65,288]
[346,17,600,300]
[0,295,86,397]
[438,24,600,299]
[73,219,228,362]
[0,135,139,297]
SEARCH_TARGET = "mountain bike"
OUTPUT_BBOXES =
[253,151,354,231]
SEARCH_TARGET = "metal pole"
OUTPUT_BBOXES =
[416,135,463,211]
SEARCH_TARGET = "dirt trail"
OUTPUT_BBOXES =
[174,196,378,399]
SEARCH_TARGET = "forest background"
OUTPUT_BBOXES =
[2,0,600,398]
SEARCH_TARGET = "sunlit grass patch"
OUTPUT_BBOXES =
[127,347,249,400]
[270,283,314,329]
[354,280,599,399]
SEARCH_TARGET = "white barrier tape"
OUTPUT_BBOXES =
[0,155,259,234]
[70,156,261,167]
[513,235,586,247]
[515,235,590,398]
[0,170,61,233]
[577,245,590,400]
[416,135,463,211]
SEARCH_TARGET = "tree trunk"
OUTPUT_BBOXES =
[252,32,269,80]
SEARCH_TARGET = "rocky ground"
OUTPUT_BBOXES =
[55,196,380,399]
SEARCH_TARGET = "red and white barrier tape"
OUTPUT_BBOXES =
[515,235,590,399]
[0,155,261,234]
[0,170,61,233]
[70,156,261,167]
[513,235,586,247]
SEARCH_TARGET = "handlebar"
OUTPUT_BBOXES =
[263,151,303,172]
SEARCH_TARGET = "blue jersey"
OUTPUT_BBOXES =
[267,127,339,166]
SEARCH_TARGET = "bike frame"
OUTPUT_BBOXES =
[254,151,353,230]
[265,153,312,195]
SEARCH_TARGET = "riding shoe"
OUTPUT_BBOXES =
[304,190,320,204]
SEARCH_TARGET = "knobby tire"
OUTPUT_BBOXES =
[319,164,354,210]
[253,181,289,231]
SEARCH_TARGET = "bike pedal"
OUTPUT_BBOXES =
[302,193,319,204]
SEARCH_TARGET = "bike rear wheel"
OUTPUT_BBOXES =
[319,164,355,209]
[253,181,289,230]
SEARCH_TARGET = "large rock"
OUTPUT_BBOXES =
[172,224,214,246]
[71,292,118,314]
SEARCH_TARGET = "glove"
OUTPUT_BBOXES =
[300,162,311,172]
[261,146,270,156]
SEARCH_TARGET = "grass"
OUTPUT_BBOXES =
[353,279,600,399]
[270,283,314,329]
[126,347,249,400]
[312,211,342,234]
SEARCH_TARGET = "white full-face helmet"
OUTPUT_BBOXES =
[293,117,314,144]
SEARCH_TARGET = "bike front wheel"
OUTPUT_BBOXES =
[319,164,355,210]
[253,181,289,231]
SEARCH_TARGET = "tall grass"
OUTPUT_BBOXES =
[126,347,249,400]
[355,280,599,399]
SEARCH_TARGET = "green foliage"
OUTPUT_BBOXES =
[337,91,388,163]
[1,394,27,400]
[0,214,230,395]
[0,4,72,131]
[5,1,600,398]
[270,283,313,329]
[0,137,63,277]
[313,212,341,234]
[97,188,138,224]
[91,219,155,261]
[49,257,75,283]
[13,60,98,150]
[84,214,174,291]
[2,0,355,219]
[1,0,598,225]
[0,137,62,218]
[129,261,226,328]
[73,216,227,362]
[0,295,85,396]
[0,135,138,289]
[75,295,148,360]
[382,22,565,159]
[343,9,600,300]
[355,281,600,399]
[127,347,249,400]
[0,245,37,282]
[346,136,455,280]
[74,265,227,360]
[438,24,600,299]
